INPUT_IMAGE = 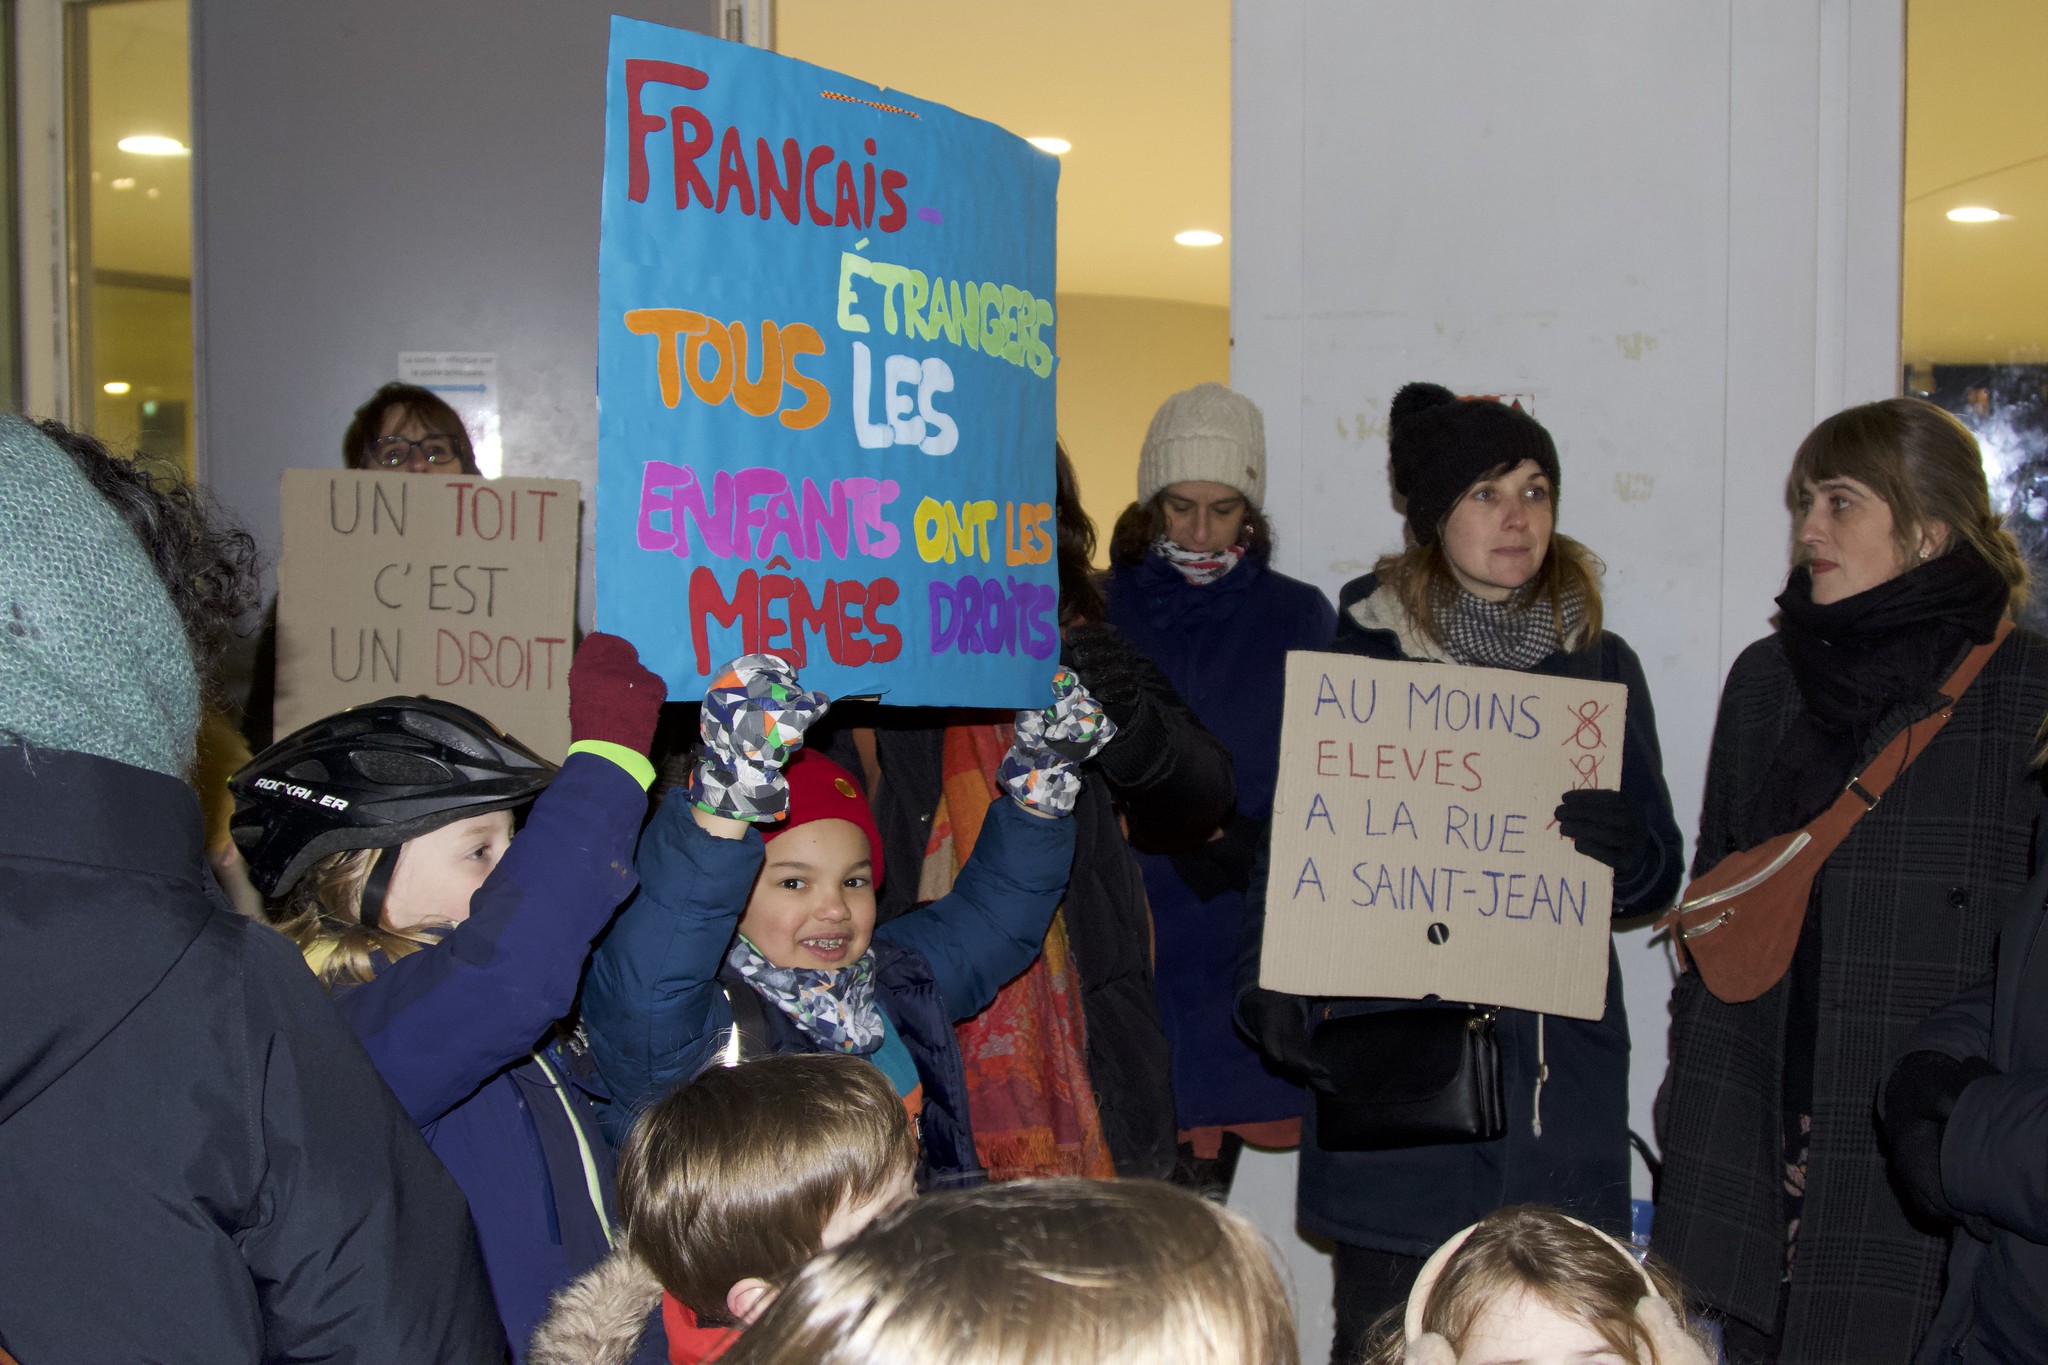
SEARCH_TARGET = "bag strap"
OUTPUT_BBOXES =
[1836,617,2013,810]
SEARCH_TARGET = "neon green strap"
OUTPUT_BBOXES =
[565,740,656,790]
[532,1050,617,1250]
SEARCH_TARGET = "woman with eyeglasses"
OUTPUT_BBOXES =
[343,381,481,475]
[233,383,482,760]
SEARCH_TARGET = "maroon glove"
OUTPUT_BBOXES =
[568,632,667,754]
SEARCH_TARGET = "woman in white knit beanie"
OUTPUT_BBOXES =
[1102,382,1336,1198]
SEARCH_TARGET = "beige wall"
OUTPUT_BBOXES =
[1054,293,1230,564]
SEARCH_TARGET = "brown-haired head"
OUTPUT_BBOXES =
[1370,524,1606,654]
[723,1177,1299,1365]
[342,381,481,475]
[1786,396,2027,614]
[618,1053,917,1326]
[1106,491,1276,569]
[1362,1205,1707,1365]
[1054,439,1107,626]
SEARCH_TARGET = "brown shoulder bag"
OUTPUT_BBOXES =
[1660,619,2012,1003]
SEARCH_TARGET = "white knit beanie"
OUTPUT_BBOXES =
[1136,382,1266,506]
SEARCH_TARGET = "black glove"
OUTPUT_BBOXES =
[1555,788,1650,878]
[1236,988,1327,1088]
[1170,813,1270,902]
[1059,621,1148,733]
[1882,1049,1998,1231]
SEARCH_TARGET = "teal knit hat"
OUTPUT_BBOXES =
[0,415,199,777]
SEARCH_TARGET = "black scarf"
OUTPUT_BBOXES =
[1743,544,2007,845]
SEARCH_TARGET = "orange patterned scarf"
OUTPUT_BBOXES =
[935,723,1114,1180]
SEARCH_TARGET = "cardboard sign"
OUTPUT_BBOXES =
[274,470,579,760]
[595,17,1060,706]
[1259,651,1630,1020]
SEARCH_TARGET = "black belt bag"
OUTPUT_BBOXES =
[1311,1005,1504,1151]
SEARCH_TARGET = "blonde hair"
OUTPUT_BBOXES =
[723,1178,1298,1365]
[1362,1206,1706,1365]
[266,846,436,989]
[1373,532,1606,653]
[1789,397,2028,615]
[619,1053,918,1326]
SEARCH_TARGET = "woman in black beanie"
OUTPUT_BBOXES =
[1237,383,1685,1362]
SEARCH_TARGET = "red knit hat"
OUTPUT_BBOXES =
[762,750,885,888]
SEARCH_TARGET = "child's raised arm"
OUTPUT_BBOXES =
[583,655,830,1134]
[877,670,1112,1020]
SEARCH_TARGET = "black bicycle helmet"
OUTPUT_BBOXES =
[230,695,557,900]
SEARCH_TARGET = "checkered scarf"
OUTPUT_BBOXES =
[1437,583,1583,670]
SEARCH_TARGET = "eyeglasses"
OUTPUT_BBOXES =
[367,434,461,468]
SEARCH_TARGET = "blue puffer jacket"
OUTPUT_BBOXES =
[581,791,1077,1185]
[1238,573,1684,1254]
[1106,549,1337,1129]
[328,752,648,1360]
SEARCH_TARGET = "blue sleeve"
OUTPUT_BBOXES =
[1606,635,1686,915]
[329,754,647,1128]
[581,791,762,1140]
[874,797,1077,1021]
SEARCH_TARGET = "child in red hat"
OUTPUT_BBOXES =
[582,654,1113,1195]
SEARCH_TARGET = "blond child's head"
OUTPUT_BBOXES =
[618,1052,916,1327]
[722,1177,1299,1365]
[1367,1204,1713,1365]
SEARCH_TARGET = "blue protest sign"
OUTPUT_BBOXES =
[597,17,1060,705]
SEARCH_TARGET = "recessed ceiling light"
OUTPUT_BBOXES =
[1026,137,1071,155]
[1174,229,1224,247]
[103,381,131,395]
[110,177,135,190]
[146,187,160,199]
[1946,206,2008,223]
[117,135,188,156]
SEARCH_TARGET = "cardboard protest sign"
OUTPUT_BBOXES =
[595,16,1060,706]
[1259,651,1630,1020]
[275,470,579,760]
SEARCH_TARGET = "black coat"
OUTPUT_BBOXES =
[1891,856,2048,1364]
[0,744,504,1365]
[1655,627,2048,1364]
[1244,576,1684,1253]
[817,625,1236,1178]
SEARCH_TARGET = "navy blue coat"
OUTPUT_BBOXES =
[582,791,1077,1185]
[1240,574,1683,1254]
[1106,549,1336,1129]
[331,752,647,1360]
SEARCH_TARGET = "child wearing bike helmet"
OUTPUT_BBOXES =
[229,633,666,1361]
[581,654,1113,1188]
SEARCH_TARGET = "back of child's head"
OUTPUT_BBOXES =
[720,1177,1299,1365]
[1367,1204,1711,1365]
[618,1052,916,1326]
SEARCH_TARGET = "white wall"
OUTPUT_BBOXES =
[191,0,716,630]
[1229,3,1903,1356]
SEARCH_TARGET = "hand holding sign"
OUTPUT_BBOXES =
[692,654,832,823]
[1260,651,1631,1020]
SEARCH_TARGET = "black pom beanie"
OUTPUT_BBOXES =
[1388,382,1561,545]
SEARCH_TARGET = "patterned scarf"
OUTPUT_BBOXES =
[725,934,884,1054]
[1153,535,1249,586]
[1438,582,1584,670]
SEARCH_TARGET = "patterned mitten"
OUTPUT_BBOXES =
[997,668,1117,815]
[692,654,831,823]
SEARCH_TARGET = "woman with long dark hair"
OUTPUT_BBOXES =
[1656,398,2048,1365]
[1105,382,1337,1193]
